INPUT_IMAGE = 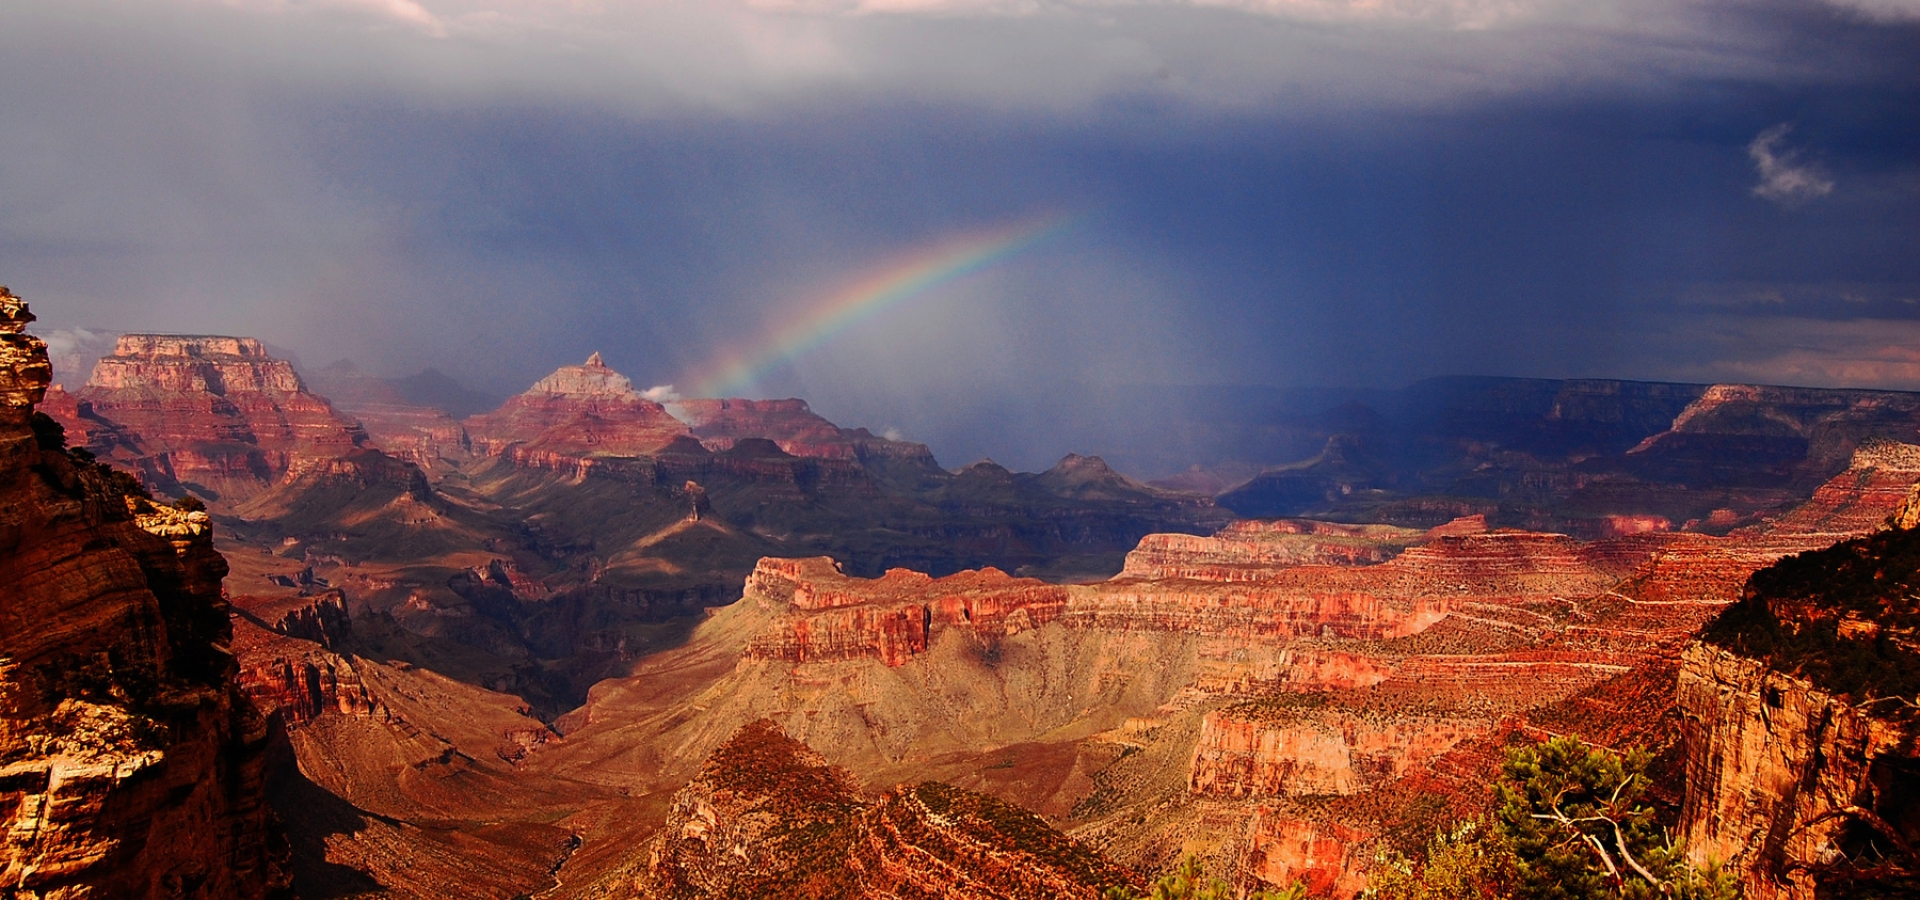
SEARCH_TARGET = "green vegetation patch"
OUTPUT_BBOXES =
[1700,526,1920,702]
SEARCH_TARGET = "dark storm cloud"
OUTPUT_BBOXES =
[1,0,1916,470]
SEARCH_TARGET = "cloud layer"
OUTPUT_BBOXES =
[1,0,1917,469]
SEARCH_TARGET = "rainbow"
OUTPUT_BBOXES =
[692,212,1078,398]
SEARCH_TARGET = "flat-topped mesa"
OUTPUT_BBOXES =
[86,335,298,392]
[743,557,1070,665]
[1073,529,1621,641]
[65,333,367,503]
[1119,518,1428,582]
[464,352,691,460]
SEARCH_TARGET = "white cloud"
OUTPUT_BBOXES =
[41,328,120,389]
[1748,123,1834,206]
[16,0,1816,117]
[641,384,681,402]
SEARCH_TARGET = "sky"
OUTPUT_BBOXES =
[1,0,1917,470]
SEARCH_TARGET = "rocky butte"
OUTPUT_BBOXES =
[0,289,286,899]
[464,352,693,465]
[47,334,368,505]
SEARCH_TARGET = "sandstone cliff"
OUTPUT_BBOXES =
[57,333,367,504]
[0,289,288,899]
[1678,522,1920,899]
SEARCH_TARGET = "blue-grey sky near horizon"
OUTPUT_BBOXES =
[2,0,1917,471]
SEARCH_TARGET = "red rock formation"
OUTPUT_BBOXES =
[232,625,386,727]
[743,557,1069,665]
[675,397,857,457]
[622,720,1135,899]
[0,289,288,898]
[464,353,691,459]
[1118,519,1424,581]
[66,334,366,503]
[1764,437,1920,536]
[1241,810,1370,898]
[1190,704,1486,798]
[587,442,1920,899]
[1676,644,1915,900]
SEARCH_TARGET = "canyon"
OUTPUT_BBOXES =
[516,438,1914,897]
[11,317,1920,898]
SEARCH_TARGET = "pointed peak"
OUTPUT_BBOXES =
[527,354,641,400]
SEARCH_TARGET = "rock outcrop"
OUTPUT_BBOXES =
[622,720,1136,899]
[464,353,691,460]
[676,398,854,456]
[1117,519,1427,581]
[55,334,367,504]
[1678,522,1920,899]
[0,289,288,899]
[1190,701,1484,798]
[742,557,1070,666]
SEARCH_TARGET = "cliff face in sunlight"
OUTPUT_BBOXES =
[55,334,367,505]
[1678,521,1920,899]
[0,290,288,899]
[464,353,693,459]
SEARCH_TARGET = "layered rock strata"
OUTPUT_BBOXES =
[464,353,691,460]
[1189,702,1485,798]
[0,289,288,899]
[1118,519,1429,581]
[55,334,366,503]
[743,557,1069,665]
[542,439,1920,899]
